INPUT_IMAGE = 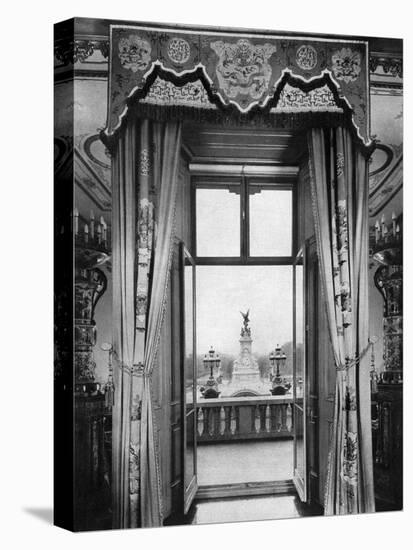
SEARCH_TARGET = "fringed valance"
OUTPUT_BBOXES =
[103,24,372,147]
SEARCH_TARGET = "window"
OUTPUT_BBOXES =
[192,168,297,387]
[193,174,295,263]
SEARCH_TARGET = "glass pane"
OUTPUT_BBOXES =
[249,187,292,256]
[294,261,305,484]
[294,264,304,401]
[184,259,194,408]
[185,410,196,486]
[294,407,304,476]
[196,187,240,257]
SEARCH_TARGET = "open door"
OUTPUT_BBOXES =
[181,243,198,514]
[293,248,307,501]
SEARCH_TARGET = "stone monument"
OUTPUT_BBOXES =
[220,310,271,397]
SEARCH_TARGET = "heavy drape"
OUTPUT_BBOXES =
[307,127,375,514]
[112,117,182,528]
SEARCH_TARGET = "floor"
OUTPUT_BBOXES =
[190,494,322,525]
[197,439,293,485]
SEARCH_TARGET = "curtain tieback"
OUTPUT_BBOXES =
[335,340,374,371]
[117,362,146,376]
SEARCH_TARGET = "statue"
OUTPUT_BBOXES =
[240,309,251,336]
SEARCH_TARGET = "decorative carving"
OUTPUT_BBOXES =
[374,262,402,383]
[210,38,277,99]
[296,44,318,70]
[331,47,362,83]
[99,41,110,59]
[74,267,107,388]
[167,37,191,64]
[369,55,402,78]
[75,350,97,382]
[118,35,151,72]
[55,39,110,66]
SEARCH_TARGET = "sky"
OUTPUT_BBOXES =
[195,265,294,357]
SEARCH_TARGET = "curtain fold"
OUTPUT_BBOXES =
[112,117,182,529]
[111,118,137,529]
[307,127,375,514]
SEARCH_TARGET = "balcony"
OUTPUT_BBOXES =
[191,395,294,489]
[194,395,293,442]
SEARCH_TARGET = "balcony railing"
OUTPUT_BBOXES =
[191,395,294,443]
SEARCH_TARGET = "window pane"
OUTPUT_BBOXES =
[184,260,195,407]
[196,187,240,256]
[249,187,292,256]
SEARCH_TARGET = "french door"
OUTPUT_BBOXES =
[293,247,307,501]
[181,244,198,513]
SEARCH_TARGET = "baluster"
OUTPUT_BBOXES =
[203,406,210,437]
[219,406,226,435]
[223,406,232,435]
[276,403,282,431]
[259,404,267,433]
[269,404,277,433]
[208,407,215,437]
[287,403,292,433]
[254,404,260,432]
[214,406,221,436]
[234,405,240,435]
[195,406,202,438]
[281,404,288,432]
[250,405,257,432]
[265,404,270,432]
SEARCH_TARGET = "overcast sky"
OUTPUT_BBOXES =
[195,265,294,357]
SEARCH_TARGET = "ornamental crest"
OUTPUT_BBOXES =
[118,35,151,73]
[331,48,361,83]
[167,37,191,65]
[296,45,317,70]
[210,39,276,100]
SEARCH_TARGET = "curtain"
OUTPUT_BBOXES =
[307,127,375,514]
[112,117,182,528]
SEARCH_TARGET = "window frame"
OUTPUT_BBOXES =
[191,172,297,266]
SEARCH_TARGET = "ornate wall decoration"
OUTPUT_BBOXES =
[74,267,108,388]
[210,39,277,99]
[118,35,152,72]
[331,47,362,83]
[296,44,318,70]
[141,77,216,109]
[54,39,109,65]
[275,84,340,111]
[167,37,191,65]
[370,55,403,78]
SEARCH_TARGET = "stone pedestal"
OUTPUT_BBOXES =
[221,331,270,397]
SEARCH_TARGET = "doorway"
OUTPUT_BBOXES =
[177,121,313,511]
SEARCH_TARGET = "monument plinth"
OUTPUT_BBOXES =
[220,310,271,397]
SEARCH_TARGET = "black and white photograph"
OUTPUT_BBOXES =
[52,14,404,532]
[2,2,409,547]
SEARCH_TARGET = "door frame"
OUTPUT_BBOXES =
[292,246,308,502]
[180,242,198,514]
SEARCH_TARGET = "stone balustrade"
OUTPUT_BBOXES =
[190,395,294,443]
